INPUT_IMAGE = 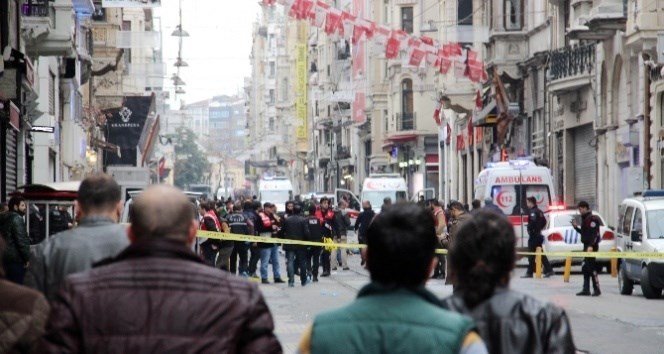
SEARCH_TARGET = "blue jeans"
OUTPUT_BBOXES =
[286,248,307,285]
[260,245,281,280]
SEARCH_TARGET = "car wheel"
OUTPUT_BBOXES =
[640,266,663,299]
[618,263,633,296]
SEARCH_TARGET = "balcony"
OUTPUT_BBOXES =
[585,0,627,38]
[336,146,351,160]
[396,112,416,131]
[21,0,76,57]
[547,43,595,94]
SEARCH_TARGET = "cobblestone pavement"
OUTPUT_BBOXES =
[257,252,664,354]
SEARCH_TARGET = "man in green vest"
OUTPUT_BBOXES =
[297,203,488,354]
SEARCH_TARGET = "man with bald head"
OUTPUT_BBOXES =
[42,185,282,353]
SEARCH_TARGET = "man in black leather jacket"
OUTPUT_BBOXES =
[572,200,602,296]
[442,211,576,354]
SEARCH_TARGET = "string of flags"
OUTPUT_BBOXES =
[261,0,489,83]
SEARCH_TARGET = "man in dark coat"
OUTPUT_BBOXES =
[0,197,31,284]
[278,204,309,287]
[354,200,375,266]
[42,185,281,353]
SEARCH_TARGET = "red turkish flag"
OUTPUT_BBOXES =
[385,33,400,59]
[324,8,343,35]
[312,1,330,27]
[466,49,484,83]
[433,100,442,126]
[409,46,426,67]
[438,48,451,74]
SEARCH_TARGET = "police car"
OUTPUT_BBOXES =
[616,191,664,299]
[541,206,615,269]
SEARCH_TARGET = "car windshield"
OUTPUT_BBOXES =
[646,210,664,239]
[362,191,406,209]
[490,184,551,215]
[551,214,577,228]
[260,190,292,205]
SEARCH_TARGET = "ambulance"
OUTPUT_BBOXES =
[361,174,408,213]
[474,159,557,246]
[258,176,294,213]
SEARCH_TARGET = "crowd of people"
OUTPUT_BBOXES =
[0,173,586,353]
[197,194,354,287]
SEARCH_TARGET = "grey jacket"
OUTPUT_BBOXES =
[25,217,129,301]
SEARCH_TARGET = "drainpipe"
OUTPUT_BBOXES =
[644,61,652,189]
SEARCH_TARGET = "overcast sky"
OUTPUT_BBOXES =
[157,1,261,106]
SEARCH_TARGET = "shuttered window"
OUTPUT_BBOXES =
[573,123,597,208]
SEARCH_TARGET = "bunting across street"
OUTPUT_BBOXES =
[262,0,489,84]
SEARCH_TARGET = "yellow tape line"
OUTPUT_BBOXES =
[195,230,664,259]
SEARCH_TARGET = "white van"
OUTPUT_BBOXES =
[258,176,294,213]
[361,174,408,213]
[616,192,664,299]
[474,160,557,246]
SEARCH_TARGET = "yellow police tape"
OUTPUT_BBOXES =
[196,230,664,259]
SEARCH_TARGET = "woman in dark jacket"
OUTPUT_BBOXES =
[442,211,576,354]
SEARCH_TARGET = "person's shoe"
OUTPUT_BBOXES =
[261,279,270,284]
[288,282,295,288]
[544,271,554,278]
[332,266,338,271]
[249,273,259,279]
[576,290,591,296]
[313,276,319,282]
[520,274,533,278]
[239,272,249,278]
[592,291,601,297]
[360,260,365,266]
[301,279,309,286]
[274,278,285,284]
[321,272,331,277]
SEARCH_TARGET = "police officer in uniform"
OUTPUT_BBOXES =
[521,197,554,278]
[572,200,602,296]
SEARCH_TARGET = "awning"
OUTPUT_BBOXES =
[425,154,439,166]
[472,101,497,126]
[386,134,417,143]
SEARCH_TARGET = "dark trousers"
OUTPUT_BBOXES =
[3,260,26,285]
[248,245,261,275]
[433,254,446,278]
[307,246,322,277]
[582,256,601,293]
[286,248,307,285]
[526,237,552,275]
[321,250,331,274]
[231,242,249,275]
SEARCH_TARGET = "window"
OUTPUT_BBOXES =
[504,0,523,30]
[401,79,413,114]
[623,206,634,237]
[383,0,390,25]
[458,0,473,25]
[48,72,55,115]
[269,62,275,78]
[401,7,413,34]
[269,89,275,104]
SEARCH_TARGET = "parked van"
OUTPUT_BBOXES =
[474,159,556,246]
[616,191,664,299]
[258,176,294,213]
[361,174,408,213]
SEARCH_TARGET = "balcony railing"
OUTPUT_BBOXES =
[336,146,351,159]
[396,112,416,131]
[21,1,49,17]
[549,43,595,81]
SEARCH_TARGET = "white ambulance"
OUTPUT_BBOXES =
[474,159,557,246]
[361,174,408,213]
[258,176,294,213]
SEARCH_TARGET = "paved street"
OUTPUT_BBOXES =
[259,253,664,354]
